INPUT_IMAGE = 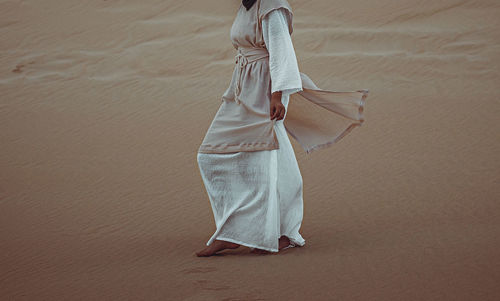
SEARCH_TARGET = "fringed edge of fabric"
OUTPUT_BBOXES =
[303,89,368,154]
[285,72,369,154]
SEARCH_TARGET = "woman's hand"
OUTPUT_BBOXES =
[270,91,285,121]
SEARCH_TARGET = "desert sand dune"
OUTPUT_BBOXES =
[1,0,499,300]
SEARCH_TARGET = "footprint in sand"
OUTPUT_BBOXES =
[12,61,34,73]
[12,64,24,73]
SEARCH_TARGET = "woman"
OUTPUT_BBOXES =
[195,0,368,257]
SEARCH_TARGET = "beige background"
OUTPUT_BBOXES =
[1,0,499,300]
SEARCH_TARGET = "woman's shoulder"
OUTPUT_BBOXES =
[258,0,293,21]
[258,0,294,34]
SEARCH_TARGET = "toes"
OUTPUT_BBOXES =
[196,250,210,257]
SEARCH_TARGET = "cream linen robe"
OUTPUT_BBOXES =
[197,0,368,252]
[197,7,306,252]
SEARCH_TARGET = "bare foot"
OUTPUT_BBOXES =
[195,240,240,257]
[279,236,291,250]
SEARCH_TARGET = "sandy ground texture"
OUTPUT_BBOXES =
[1,0,500,300]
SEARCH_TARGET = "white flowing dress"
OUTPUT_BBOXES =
[197,8,305,252]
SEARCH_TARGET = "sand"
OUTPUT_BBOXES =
[1,0,499,300]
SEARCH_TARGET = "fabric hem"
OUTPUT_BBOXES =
[282,234,306,247]
[198,141,280,154]
[275,86,303,96]
[213,236,279,253]
[288,89,369,154]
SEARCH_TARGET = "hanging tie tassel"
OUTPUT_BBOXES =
[234,51,248,105]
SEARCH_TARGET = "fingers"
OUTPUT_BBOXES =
[278,107,285,120]
[270,105,277,120]
[270,105,286,120]
[270,107,277,120]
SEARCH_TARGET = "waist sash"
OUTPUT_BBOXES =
[234,47,269,104]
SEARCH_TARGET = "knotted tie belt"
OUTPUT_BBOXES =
[234,47,270,104]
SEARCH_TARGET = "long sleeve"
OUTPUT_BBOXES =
[262,8,303,97]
